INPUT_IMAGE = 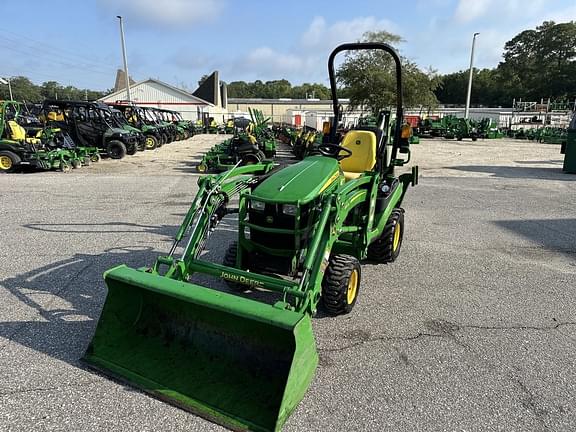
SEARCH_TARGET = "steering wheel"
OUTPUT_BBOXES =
[317,143,352,161]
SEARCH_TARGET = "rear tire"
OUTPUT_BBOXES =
[367,208,404,263]
[322,254,361,315]
[108,140,127,159]
[71,159,81,169]
[0,150,21,173]
[90,153,101,163]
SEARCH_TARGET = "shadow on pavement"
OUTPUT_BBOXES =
[494,219,576,260]
[0,245,162,364]
[23,222,178,237]
[448,164,576,181]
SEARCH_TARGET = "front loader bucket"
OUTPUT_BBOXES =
[83,265,318,432]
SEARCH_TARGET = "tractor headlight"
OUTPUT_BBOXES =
[251,200,265,211]
[282,204,297,216]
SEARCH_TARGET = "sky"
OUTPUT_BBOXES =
[0,0,574,92]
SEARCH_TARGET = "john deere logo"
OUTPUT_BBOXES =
[220,271,265,288]
[266,215,274,223]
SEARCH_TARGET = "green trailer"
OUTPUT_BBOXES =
[84,42,418,432]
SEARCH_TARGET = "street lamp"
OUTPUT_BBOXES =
[117,15,132,102]
[0,77,14,100]
[464,32,480,119]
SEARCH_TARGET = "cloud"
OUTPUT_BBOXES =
[213,16,400,82]
[97,0,224,28]
[453,0,495,23]
[453,0,547,23]
[300,16,399,52]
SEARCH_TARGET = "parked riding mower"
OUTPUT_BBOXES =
[0,100,81,172]
[84,42,418,432]
[196,110,277,172]
[196,131,268,173]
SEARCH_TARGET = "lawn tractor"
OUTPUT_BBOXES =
[84,42,418,432]
[42,100,140,159]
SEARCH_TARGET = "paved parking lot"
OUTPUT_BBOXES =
[1,135,575,431]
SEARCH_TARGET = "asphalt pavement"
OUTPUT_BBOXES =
[1,136,575,431]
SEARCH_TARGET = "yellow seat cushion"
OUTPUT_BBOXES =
[339,130,377,179]
[7,120,26,141]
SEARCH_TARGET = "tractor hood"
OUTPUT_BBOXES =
[252,156,341,204]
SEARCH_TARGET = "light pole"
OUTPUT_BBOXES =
[464,32,480,119]
[0,77,13,100]
[117,15,131,102]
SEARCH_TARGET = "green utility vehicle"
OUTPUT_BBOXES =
[42,100,140,159]
[143,106,178,143]
[155,108,192,140]
[84,43,418,432]
[107,103,165,149]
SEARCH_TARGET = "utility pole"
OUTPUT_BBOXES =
[1,77,13,100]
[117,15,131,102]
[464,32,480,119]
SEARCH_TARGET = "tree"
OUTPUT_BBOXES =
[0,76,42,102]
[336,30,440,112]
[291,83,331,99]
[197,74,209,87]
[496,20,576,101]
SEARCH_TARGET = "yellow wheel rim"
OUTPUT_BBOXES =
[145,137,155,148]
[393,221,401,252]
[0,156,13,170]
[347,269,358,304]
[197,163,207,173]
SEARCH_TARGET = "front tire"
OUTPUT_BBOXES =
[322,254,361,315]
[367,208,404,263]
[108,140,127,159]
[126,143,138,155]
[145,135,158,150]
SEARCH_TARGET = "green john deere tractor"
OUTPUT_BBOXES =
[83,42,418,432]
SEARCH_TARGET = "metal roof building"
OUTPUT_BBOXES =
[99,78,228,121]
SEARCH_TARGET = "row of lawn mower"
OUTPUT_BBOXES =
[415,115,505,141]
[507,126,568,144]
[0,99,196,173]
[196,108,277,172]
